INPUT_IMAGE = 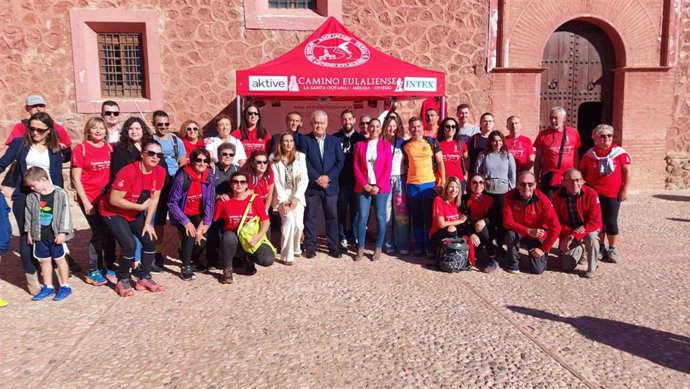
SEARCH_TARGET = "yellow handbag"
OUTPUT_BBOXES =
[237,194,276,254]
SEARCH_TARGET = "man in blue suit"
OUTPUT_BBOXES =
[301,110,345,258]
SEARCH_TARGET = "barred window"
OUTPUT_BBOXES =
[98,33,146,98]
[268,0,316,9]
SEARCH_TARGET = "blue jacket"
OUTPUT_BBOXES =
[0,138,69,200]
[0,195,11,255]
[167,168,216,227]
[301,132,345,196]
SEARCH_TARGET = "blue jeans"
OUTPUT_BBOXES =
[406,182,436,250]
[356,191,390,249]
[385,175,410,251]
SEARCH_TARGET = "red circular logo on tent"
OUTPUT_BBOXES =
[304,33,370,68]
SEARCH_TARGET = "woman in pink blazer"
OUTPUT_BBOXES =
[353,118,393,261]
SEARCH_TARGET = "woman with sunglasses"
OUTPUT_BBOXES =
[71,117,116,286]
[271,132,309,265]
[437,117,469,192]
[580,124,631,263]
[0,112,71,295]
[429,176,470,254]
[179,120,205,164]
[245,150,274,214]
[232,105,271,157]
[168,148,215,280]
[213,171,274,284]
[383,113,410,255]
[101,140,167,296]
[462,173,500,272]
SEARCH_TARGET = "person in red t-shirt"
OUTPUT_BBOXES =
[505,115,535,173]
[423,108,440,138]
[437,117,468,190]
[5,94,73,149]
[71,117,115,286]
[213,171,274,284]
[231,105,271,158]
[461,173,499,272]
[534,106,581,199]
[179,120,205,164]
[579,124,631,263]
[167,148,215,281]
[245,150,274,213]
[429,177,468,251]
[101,140,167,297]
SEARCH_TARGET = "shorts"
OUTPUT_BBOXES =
[33,241,67,261]
[154,178,172,226]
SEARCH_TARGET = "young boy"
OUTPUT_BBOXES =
[24,167,74,301]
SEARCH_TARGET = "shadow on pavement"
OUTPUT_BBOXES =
[667,217,690,223]
[653,194,690,202]
[506,306,690,374]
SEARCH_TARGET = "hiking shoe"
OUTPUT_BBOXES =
[32,285,54,301]
[599,244,607,260]
[220,268,234,284]
[605,247,618,263]
[339,239,349,252]
[86,269,107,286]
[150,263,164,274]
[135,277,164,292]
[506,263,520,274]
[304,250,316,259]
[103,269,117,282]
[483,259,499,274]
[53,286,72,301]
[243,257,258,275]
[0,298,7,307]
[115,280,134,297]
[180,266,196,281]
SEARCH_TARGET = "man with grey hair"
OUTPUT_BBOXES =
[301,110,345,259]
[551,168,602,278]
[533,106,581,199]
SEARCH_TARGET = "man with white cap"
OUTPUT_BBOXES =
[5,94,72,149]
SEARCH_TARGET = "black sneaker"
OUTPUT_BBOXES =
[328,249,342,259]
[304,250,317,259]
[180,266,195,281]
[150,263,164,274]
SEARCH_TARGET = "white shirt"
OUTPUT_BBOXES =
[26,146,52,182]
[108,127,121,143]
[366,139,378,184]
[316,136,325,158]
[205,136,247,164]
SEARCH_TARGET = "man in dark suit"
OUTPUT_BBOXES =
[301,110,345,258]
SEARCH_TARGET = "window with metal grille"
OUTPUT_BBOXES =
[268,0,316,9]
[98,33,146,98]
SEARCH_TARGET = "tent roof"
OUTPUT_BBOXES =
[236,17,445,100]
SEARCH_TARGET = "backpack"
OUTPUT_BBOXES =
[437,236,471,273]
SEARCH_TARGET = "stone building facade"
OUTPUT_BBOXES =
[0,0,688,189]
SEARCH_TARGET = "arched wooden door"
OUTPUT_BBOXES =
[540,21,615,155]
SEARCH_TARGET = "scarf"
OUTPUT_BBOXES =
[585,146,626,176]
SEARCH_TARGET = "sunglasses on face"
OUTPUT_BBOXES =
[444,125,457,129]
[156,122,170,127]
[471,180,485,185]
[360,121,369,126]
[186,127,199,132]
[246,112,259,116]
[220,152,235,157]
[254,160,268,165]
[29,126,49,134]
[600,134,613,139]
[103,111,120,117]
[193,157,209,164]
[144,150,164,159]
[519,182,536,188]
[231,179,247,185]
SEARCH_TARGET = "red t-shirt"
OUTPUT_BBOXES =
[231,128,271,158]
[579,145,631,198]
[6,121,72,147]
[505,135,535,172]
[429,195,461,237]
[213,195,268,232]
[182,138,204,163]
[465,193,494,222]
[533,127,581,175]
[71,142,112,204]
[100,162,166,221]
[438,139,465,182]
[184,180,203,216]
[247,173,274,205]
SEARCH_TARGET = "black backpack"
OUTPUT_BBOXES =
[437,236,471,273]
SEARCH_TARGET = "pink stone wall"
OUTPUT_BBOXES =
[668,0,690,189]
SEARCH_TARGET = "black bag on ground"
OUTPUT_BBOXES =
[437,236,471,273]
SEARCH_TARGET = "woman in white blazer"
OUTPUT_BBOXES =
[271,132,309,265]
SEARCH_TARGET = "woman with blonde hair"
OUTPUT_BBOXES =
[429,176,467,253]
[179,120,204,164]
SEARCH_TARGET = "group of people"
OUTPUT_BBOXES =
[0,94,631,303]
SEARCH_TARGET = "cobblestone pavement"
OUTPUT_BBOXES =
[0,191,688,388]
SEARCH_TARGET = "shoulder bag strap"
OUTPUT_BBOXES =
[237,194,257,231]
[457,137,467,176]
[555,128,568,170]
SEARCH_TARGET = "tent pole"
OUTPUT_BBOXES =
[236,96,242,128]
[440,96,446,120]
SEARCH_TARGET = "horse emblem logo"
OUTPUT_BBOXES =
[304,33,370,68]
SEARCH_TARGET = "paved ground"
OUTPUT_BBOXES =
[0,190,688,388]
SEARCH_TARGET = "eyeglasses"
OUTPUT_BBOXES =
[519,182,536,188]
[360,121,369,126]
[144,150,164,159]
[254,160,268,165]
[29,126,49,134]
[471,180,485,185]
[444,125,457,129]
[599,134,613,139]
[103,111,120,117]
[220,152,235,157]
[246,112,259,116]
[156,122,170,127]
[193,157,209,164]
[186,127,199,132]
[231,179,247,184]
[565,178,583,184]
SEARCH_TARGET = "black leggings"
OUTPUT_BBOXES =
[104,214,156,281]
[80,203,116,271]
[598,194,620,235]
[176,214,206,267]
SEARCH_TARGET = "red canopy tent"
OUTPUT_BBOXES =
[236,17,445,104]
